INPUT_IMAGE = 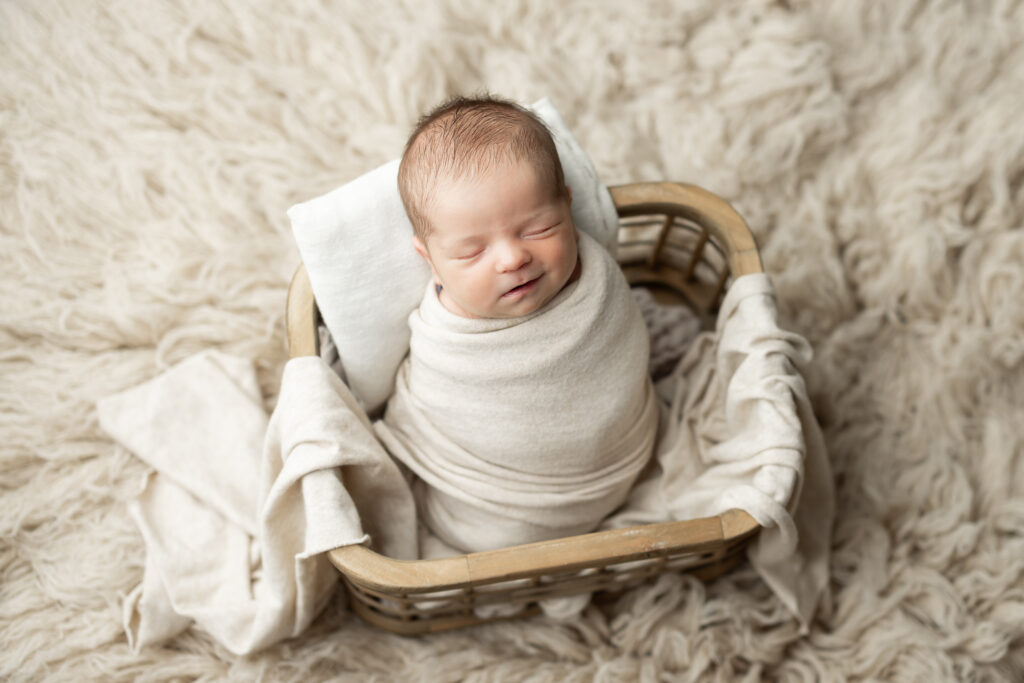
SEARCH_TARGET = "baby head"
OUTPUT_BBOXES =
[398,95,579,319]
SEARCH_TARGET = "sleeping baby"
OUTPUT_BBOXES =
[374,95,658,554]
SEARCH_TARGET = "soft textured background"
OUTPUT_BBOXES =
[3,0,1023,680]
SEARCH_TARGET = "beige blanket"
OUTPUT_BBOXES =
[606,273,834,629]
[97,352,417,655]
[375,232,659,553]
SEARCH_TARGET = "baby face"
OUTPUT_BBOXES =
[412,159,579,319]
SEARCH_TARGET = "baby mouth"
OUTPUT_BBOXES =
[502,275,541,298]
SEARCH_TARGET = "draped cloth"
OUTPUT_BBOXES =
[98,352,417,655]
[606,273,834,630]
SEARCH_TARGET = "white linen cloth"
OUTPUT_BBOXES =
[375,232,659,553]
[97,351,417,655]
[605,273,834,630]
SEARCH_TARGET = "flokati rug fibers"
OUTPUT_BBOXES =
[2,0,1023,680]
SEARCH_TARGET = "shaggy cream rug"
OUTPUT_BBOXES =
[3,0,1023,680]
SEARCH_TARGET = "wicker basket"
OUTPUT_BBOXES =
[286,181,764,635]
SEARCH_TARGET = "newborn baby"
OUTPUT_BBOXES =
[374,95,658,554]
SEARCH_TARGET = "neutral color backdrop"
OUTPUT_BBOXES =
[2,1,1023,680]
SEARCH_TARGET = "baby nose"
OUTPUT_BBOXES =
[496,241,531,272]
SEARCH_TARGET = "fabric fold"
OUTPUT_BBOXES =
[99,351,417,655]
[376,232,659,553]
[607,273,834,630]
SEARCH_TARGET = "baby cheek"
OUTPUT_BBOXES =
[557,239,575,269]
[470,268,498,297]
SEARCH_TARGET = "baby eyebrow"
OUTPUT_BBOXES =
[514,207,556,229]
[442,239,484,257]
[441,208,562,251]
[448,236,484,250]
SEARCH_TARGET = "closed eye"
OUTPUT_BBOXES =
[525,222,560,238]
[454,248,483,260]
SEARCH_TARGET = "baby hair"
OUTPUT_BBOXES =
[398,94,567,241]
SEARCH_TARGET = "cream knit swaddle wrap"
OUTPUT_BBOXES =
[376,232,658,553]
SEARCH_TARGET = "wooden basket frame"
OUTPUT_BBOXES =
[286,182,764,635]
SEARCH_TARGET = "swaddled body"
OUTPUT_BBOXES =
[376,94,657,553]
[377,232,657,552]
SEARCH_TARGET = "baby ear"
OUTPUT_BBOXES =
[565,185,573,205]
[411,236,442,284]
[411,235,429,262]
